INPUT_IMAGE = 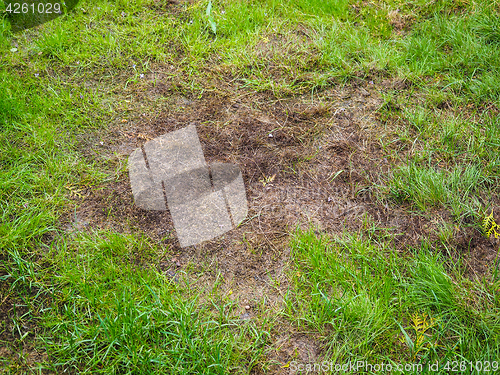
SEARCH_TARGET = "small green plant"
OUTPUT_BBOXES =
[482,210,500,238]
[482,211,500,281]
[206,0,216,35]
[398,312,439,361]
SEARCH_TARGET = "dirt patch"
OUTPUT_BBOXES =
[271,331,321,374]
[69,80,499,370]
[387,9,415,35]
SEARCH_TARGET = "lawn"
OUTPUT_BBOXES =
[1,0,500,374]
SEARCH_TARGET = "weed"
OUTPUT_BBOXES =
[482,210,500,239]
[397,312,439,361]
[205,0,217,35]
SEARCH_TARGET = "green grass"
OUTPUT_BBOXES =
[3,230,271,374]
[38,231,270,374]
[1,0,500,372]
[387,163,487,216]
[286,229,500,370]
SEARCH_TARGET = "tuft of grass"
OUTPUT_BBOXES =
[387,163,488,218]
